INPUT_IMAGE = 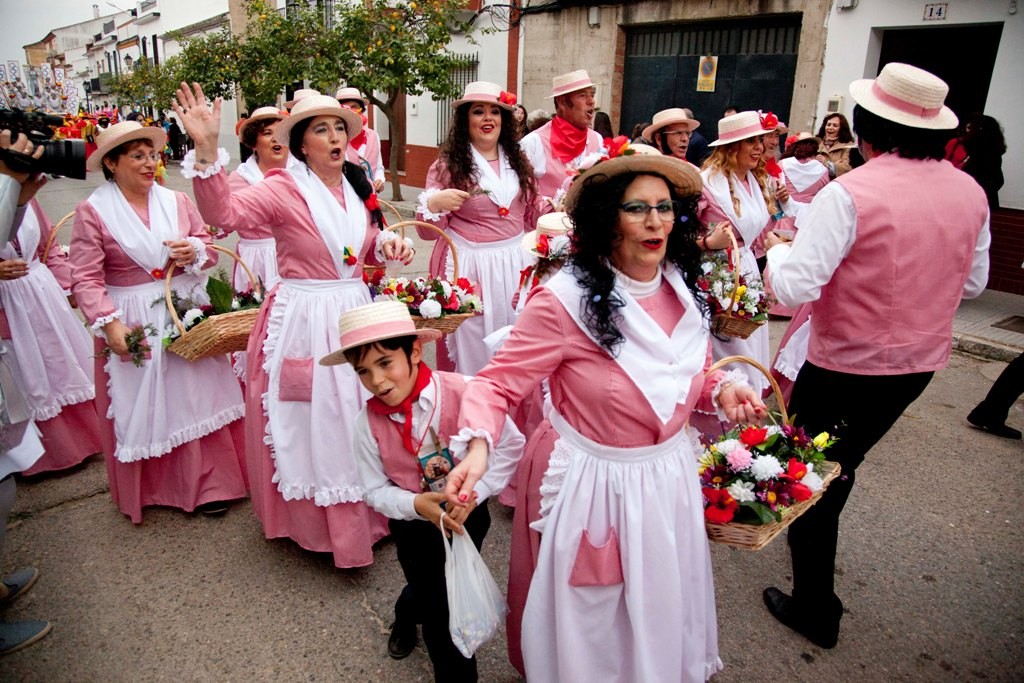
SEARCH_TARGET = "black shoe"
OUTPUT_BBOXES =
[387,621,416,659]
[194,501,231,516]
[966,410,1022,440]
[763,587,840,649]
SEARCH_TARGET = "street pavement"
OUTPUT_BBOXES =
[1,164,1021,681]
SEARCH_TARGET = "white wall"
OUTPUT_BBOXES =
[820,0,1023,208]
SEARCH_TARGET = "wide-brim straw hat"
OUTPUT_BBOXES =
[547,69,597,99]
[237,106,287,141]
[521,212,572,256]
[284,88,322,109]
[87,121,166,172]
[274,94,363,145]
[849,62,957,130]
[786,131,824,149]
[319,301,442,366]
[334,87,369,107]
[450,81,515,111]
[563,143,702,212]
[708,110,776,147]
[643,108,700,141]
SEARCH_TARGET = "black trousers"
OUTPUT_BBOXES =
[972,351,1024,424]
[786,362,932,609]
[389,502,491,683]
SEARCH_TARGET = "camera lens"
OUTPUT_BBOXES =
[36,139,87,180]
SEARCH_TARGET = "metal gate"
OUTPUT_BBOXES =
[437,52,479,145]
[622,15,801,142]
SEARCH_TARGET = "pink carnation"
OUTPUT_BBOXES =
[726,447,753,472]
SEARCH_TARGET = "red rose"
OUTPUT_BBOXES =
[456,277,473,291]
[788,482,813,502]
[703,488,738,524]
[740,426,769,447]
[786,457,807,481]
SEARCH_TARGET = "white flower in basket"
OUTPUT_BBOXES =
[418,299,443,319]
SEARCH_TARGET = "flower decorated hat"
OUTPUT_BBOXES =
[274,94,362,145]
[450,81,517,111]
[563,139,702,212]
[88,121,167,172]
[319,301,442,366]
[849,61,958,130]
[522,212,573,258]
[709,110,780,147]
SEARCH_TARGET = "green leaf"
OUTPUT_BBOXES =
[739,501,782,525]
[206,276,234,314]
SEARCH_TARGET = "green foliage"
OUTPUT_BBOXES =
[171,28,238,101]
[205,276,234,315]
[109,57,182,110]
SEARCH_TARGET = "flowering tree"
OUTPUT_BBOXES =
[330,0,479,200]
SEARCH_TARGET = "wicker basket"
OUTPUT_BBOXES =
[40,211,76,262]
[387,219,477,334]
[702,355,841,551]
[164,245,263,361]
[710,228,766,340]
[378,199,405,228]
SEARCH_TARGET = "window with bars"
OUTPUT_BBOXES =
[437,52,479,145]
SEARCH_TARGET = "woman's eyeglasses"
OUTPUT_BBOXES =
[127,152,161,163]
[619,200,681,221]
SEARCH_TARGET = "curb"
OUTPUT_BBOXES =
[953,333,1023,363]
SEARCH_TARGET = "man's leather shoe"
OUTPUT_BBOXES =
[763,587,840,649]
[387,621,416,659]
[966,410,1022,440]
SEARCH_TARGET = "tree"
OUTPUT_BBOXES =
[332,0,479,200]
[109,57,183,114]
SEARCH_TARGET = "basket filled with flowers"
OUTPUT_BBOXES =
[160,245,264,361]
[700,355,840,551]
[699,228,771,339]
[369,220,483,334]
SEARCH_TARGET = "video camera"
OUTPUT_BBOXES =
[0,108,86,180]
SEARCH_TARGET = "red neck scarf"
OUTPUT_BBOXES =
[365,363,433,455]
[550,115,590,164]
[348,112,369,150]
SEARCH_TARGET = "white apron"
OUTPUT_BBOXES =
[521,411,722,683]
[104,276,244,462]
[262,277,372,505]
[235,237,279,292]
[0,261,95,421]
[445,231,531,375]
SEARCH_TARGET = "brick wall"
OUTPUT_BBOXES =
[988,208,1024,294]
[382,143,436,189]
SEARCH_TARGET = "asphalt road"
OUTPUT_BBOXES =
[2,169,1021,681]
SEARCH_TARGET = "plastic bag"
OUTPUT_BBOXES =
[440,512,507,658]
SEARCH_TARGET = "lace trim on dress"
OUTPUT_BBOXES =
[29,387,96,423]
[448,426,495,463]
[180,148,231,180]
[183,236,209,275]
[374,229,399,263]
[529,433,571,534]
[91,309,124,333]
[112,403,244,463]
[707,369,752,421]
[417,188,449,221]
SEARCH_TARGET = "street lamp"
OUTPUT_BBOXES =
[83,80,92,112]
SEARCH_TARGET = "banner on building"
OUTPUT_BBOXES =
[697,56,718,93]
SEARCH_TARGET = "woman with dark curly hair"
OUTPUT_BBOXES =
[442,145,765,680]
[815,112,859,177]
[946,113,1006,209]
[416,81,540,375]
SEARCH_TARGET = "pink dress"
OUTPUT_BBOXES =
[761,158,828,317]
[0,200,102,476]
[71,189,247,524]
[192,166,389,569]
[458,268,724,682]
[416,157,538,375]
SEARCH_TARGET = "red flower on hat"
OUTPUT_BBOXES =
[785,134,800,147]
[150,268,164,280]
[499,91,517,107]
[759,111,779,131]
[604,135,631,159]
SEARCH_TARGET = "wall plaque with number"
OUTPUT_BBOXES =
[923,3,948,20]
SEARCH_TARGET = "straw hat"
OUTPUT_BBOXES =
[563,142,702,212]
[334,87,369,107]
[547,69,597,99]
[849,62,957,130]
[273,94,362,145]
[708,110,777,147]
[785,131,824,150]
[237,106,287,141]
[643,108,700,141]
[521,212,572,256]
[450,81,515,111]
[284,88,321,110]
[319,301,442,366]
[87,121,166,172]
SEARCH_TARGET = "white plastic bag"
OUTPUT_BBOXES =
[440,512,507,658]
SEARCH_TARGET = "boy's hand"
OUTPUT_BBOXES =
[446,498,477,528]
[414,492,465,536]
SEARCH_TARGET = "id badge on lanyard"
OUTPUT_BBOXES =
[418,426,455,494]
